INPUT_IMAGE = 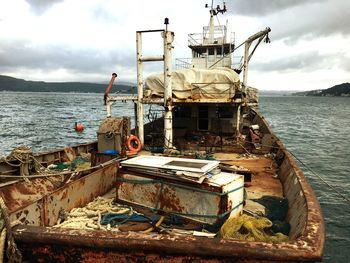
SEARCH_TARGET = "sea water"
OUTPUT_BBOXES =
[0,92,349,262]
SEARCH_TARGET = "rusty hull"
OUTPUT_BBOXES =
[7,162,118,226]
[13,223,319,262]
[8,109,324,262]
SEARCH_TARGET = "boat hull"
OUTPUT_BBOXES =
[2,110,324,262]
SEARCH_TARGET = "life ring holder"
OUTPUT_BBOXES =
[127,135,142,152]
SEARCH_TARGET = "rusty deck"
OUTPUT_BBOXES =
[7,150,323,262]
[0,110,324,262]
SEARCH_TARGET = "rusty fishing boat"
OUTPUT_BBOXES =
[0,3,324,262]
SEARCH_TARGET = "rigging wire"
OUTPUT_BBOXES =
[287,150,350,204]
[242,140,350,203]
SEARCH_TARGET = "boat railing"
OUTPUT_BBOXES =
[175,57,241,70]
[188,31,235,46]
[175,58,192,69]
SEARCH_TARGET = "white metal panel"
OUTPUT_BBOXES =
[223,174,244,218]
[207,172,242,187]
[121,155,219,173]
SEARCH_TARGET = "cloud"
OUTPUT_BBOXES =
[226,0,350,42]
[340,56,350,72]
[252,50,347,73]
[226,0,325,16]
[1,0,349,89]
[25,0,63,15]
[0,40,135,76]
[269,0,350,42]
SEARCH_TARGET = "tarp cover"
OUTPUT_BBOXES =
[144,67,240,100]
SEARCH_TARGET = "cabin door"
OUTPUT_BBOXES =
[198,105,209,131]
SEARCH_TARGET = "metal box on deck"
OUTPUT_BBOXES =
[97,117,130,153]
[116,169,244,224]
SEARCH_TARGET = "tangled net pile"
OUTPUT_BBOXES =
[220,214,288,243]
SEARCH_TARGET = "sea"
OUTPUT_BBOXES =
[0,92,349,262]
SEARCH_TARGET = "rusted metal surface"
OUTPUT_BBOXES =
[219,155,283,198]
[142,97,243,105]
[0,142,97,177]
[7,163,117,226]
[91,152,119,167]
[44,163,117,226]
[0,177,61,214]
[117,170,243,224]
[104,72,118,105]
[18,244,233,263]
[4,110,324,261]
[32,141,97,165]
[251,109,325,259]
[13,224,321,262]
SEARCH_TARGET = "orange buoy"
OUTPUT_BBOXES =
[75,122,84,133]
[127,135,142,152]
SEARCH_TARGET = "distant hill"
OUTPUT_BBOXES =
[0,75,136,93]
[260,90,295,96]
[293,83,350,97]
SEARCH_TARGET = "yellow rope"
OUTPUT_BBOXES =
[0,197,22,263]
[142,216,164,234]
[0,228,6,263]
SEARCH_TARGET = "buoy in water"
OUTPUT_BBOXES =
[75,122,84,132]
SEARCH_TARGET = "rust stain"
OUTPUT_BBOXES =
[158,186,184,212]
[60,189,68,201]
[24,245,227,263]
[0,177,61,213]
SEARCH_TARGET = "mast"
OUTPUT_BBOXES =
[206,0,227,43]
[163,19,175,149]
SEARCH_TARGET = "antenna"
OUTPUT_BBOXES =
[205,1,227,16]
[164,17,169,32]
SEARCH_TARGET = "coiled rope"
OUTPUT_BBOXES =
[0,197,22,263]
[54,197,131,231]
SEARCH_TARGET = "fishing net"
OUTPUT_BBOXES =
[220,214,288,243]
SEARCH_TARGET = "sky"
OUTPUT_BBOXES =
[0,0,349,91]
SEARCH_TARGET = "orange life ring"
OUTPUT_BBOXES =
[127,135,142,152]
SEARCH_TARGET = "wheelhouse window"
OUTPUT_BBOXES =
[193,48,206,58]
[216,47,223,57]
[208,48,215,61]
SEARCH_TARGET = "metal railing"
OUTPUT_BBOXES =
[188,31,235,46]
[175,56,243,70]
[175,58,192,69]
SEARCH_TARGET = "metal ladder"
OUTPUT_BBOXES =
[136,20,174,148]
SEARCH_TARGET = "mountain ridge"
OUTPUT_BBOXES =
[292,83,350,97]
[0,75,136,93]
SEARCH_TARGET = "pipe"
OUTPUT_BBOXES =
[163,29,174,149]
[136,32,144,146]
[104,73,117,105]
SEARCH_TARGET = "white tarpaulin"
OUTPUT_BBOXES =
[144,67,240,100]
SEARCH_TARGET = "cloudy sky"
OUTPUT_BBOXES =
[0,0,349,91]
